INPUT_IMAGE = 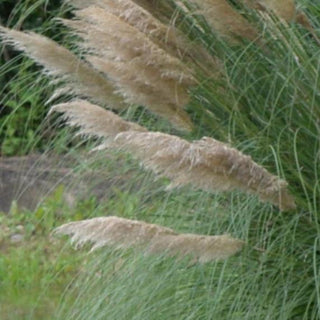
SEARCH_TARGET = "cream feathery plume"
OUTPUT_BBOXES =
[102,0,222,75]
[86,56,194,131]
[54,216,244,262]
[50,100,147,139]
[242,0,295,22]
[0,27,125,109]
[65,0,219,71]
[65,0,174,23]
[73,7,195,85]
[61,6,195,131]
[187,0,258,41]
[110,132,295,211]
[96,0,186,53]
[86,56,192,107]
[242,0,320,44]
[65,0,175,46]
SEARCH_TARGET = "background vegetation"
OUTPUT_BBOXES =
[0,0,68,155]
[0,0,319,319]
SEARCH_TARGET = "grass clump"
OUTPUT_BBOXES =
[0,0,320,319]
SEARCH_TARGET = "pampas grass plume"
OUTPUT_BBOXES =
[0,27,125,109]
[0,9,196,132]
[243,0,296,22]
[49,97,295,211]
[65,6,195,131]
[66,0,219,69]
[50,100,147,139]
[187,0,257,41]
[112,132,296,211]
[54,216,244,263]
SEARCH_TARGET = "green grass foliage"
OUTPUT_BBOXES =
[0,0,320,319]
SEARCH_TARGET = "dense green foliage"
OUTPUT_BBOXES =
[1,1,320,319]
[0,0,68,155]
